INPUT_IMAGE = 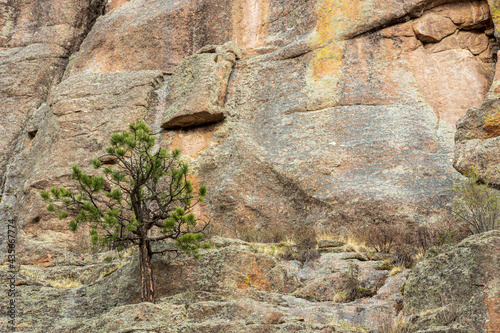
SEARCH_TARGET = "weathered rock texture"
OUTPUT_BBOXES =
[0,239,409,332]
[403,230,500,333]
[161,42,241,129]
[454,1,500,184]
[0,0,499,270]
[0,0,105,181]
[1,233,498,332]
[2,0,500,332]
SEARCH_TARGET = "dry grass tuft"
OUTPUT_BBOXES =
[388,265,405,276]
[316,230,373,253]
[333,291,348,303]
[98,260,129,280]
[48,278,83,289]
[248,241,293,257]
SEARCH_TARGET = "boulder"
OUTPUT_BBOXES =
[430,1,491,30]
[161,42,241,129]
[403,230,500,333]
[413,13,457,43]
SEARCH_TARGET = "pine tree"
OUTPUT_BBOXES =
[40,121,209,302]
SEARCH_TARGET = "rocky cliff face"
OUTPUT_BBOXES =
[454,1,500,186]
[0,0,499,262]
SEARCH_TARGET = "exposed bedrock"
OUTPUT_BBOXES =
[0,0,499,262]
[0,238,409,332]
[0,0,106,179]
[0,0,107,260]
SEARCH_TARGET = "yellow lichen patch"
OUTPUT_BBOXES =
[484,111,500,138]
[305,41,345,107]
[310,44,344,79]
[308,0,364,80]
[317,0,361,44]
[48,278,83,289]
[98,260,129,280]
[305,0,365,106]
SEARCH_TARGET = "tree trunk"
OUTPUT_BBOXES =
[139,238,154,302]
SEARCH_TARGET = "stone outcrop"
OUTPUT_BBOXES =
[454,56,500,184]
[0,239,408,332]
[161,42,241,129]
[453,0,500,184]
[2,232,498,332]
[403,230,500,333]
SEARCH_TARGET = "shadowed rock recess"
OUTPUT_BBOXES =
[0,0,500,332]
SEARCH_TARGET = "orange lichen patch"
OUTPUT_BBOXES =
[169,126,215,158]
[80,48,127,74]
[484,112,500,138]
[108,0,130,12]
[494,85,500,95]
[32,255,55,268]
[236,262,272,291]
[232,0,270,55]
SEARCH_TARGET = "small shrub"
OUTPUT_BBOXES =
[379,259,393,271]
[235,224,287,243]
[393,243,416,268]
[348,219,469,270]
[349,222,401,253]
[452,167,500,234]
[281,226,320,263]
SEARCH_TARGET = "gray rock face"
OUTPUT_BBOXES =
[2,70,163,265]
[0,0,105,183]
[1,1,499,332]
